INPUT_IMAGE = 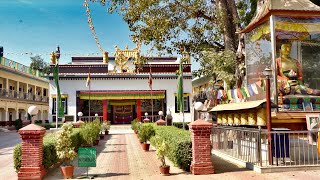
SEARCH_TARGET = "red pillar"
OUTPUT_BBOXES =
[137,99,141,122]
[18,124,46,180]
[103,100,108,122]
[189,119,214,175]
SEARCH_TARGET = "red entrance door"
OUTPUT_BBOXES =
[113,105,133,124]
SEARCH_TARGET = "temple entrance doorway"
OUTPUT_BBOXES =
[112,105,133,124]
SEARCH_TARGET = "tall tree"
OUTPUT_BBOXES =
[89,0,257,87]
[30,55,50,75]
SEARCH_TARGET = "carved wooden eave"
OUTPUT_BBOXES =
[49,63,190,74]
[241,0,320,33]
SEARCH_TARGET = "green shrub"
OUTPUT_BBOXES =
[80,121,100,146]
[173,122,190,130]
[42,134,58,169]
[150,125,192,171]
[131,119,139,131]
[13,125,83,172]
[14,119,23,130]
[138,124,155,143]
[56,123,77,166]
[13,144,22,172]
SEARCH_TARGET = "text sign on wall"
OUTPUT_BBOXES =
[78,148,97,167]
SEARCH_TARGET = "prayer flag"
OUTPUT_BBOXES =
[53,63,64,118]
[86,70,91,87]
[251,83,259,94]
[148,67,153,90]
[177,60,183,113]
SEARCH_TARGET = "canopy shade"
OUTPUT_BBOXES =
[79,90,165,100]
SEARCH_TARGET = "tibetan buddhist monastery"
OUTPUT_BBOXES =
[48,45,192,124]
[212,0,320,130]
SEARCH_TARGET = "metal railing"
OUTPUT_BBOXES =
[0,57,46,79]
[79,116,103,122]
[0,88,48,102]
[211,126,320,167]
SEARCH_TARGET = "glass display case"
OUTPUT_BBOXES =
[245,15,320,111]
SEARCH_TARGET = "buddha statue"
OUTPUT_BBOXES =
[276,44,320,96]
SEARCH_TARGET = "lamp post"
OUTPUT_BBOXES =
[194,102,204,120]
[158,111,163,120]
[263,67,273,165]
[77,112,83,121]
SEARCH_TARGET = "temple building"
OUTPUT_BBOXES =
[48,46,192,124]
[0,53,49,127]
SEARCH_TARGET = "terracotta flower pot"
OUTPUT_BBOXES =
[141,143,150,151]
[60,165,74,179]
[159,165,170,175]
[94,139,99,146]
[100,134,104,140]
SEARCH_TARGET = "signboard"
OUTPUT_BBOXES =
[78,148,97,167]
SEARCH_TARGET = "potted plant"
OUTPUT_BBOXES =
[153,136,170,175]
[138,125,155,151]
[102,121,111,135]
[92,118,101,146]
[131,119,139,134]
[56,123,77,179]
[80,122,96,147]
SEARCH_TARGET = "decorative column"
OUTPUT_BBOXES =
[5,108,9,126]
[18,124,46,180]
[102,100,108,122]
[189,119,214,175]
[136,99,141,121]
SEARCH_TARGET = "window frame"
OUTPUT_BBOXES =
[175,95,190,113]
[52,97,68,115]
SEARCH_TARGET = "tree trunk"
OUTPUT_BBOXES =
[216,0,238,52]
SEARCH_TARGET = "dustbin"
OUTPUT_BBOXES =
[271,128,290,158]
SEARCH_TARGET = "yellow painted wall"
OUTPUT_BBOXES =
[0,69,48,89]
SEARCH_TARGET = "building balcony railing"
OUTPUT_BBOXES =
[0,88,49,103]
[0,57,47,79]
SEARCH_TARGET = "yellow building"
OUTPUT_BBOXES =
[0,56,49,127]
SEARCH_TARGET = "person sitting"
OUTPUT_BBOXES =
[276,44,320,96]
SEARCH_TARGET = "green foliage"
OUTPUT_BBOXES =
[56,123,77,166]
[92,0,257,86]
[150,125,192,171]
[153,136,169,167]
[80,120,101,146]
[30,55,50,75]
[14,119,22,130]
[131,119,139,131]
[101,121,111,131]
[42,133,59,169]
[138,124,155,143]
[192,49,237,88]
[13,144,22,172]
[172,122,190,130]
[13,125,83,172]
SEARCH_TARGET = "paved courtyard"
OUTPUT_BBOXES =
[2,125,320,179]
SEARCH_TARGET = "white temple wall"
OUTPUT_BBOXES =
[49,77,192,123]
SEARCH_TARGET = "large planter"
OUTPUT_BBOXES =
[141,143,150,151]
[159,165,170,175]
[60,165,74,179]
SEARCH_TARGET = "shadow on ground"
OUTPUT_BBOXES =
[212,154,249,174]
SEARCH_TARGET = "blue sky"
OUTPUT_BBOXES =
[0,0,199,70]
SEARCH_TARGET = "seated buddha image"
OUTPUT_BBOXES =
[276,44,320,96]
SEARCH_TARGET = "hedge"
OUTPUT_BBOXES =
[172,122,190,130]
[149,125,192,171]
[13,127,82,172]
